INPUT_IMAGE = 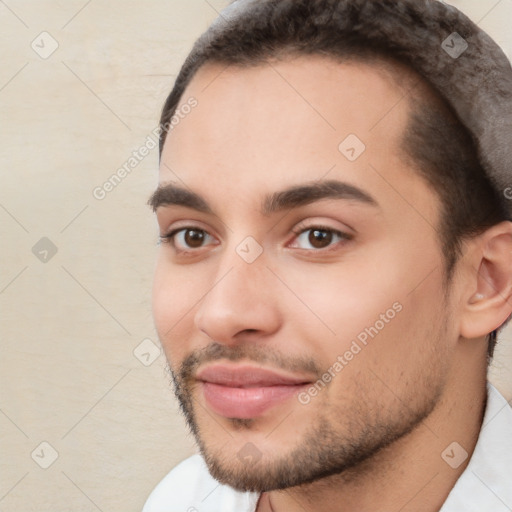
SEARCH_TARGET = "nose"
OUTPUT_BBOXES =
[194,255,282,346]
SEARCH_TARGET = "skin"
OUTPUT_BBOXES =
[151,56,512,512]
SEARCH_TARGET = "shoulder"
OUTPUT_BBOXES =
[142,454,260,512]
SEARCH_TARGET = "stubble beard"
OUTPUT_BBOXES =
[167,331,448,493]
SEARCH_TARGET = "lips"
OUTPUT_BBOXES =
[196,364,312,419]
[197,364,311,387]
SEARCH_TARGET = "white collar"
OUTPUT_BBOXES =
[440,382,512,511]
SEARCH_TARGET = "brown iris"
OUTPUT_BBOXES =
[184,229,206,248]
[308,229,333,249]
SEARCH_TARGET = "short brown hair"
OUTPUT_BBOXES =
[158,0,511,358]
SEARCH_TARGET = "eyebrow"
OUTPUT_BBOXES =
[148,184,213,214]
[262,180,378,214]
[148,179,378,214]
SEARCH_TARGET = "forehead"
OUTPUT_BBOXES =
[166,54,423,143]
[174,55,415,132]
[159,55,439,224]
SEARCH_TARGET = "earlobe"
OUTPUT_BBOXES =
[459,221,512,340]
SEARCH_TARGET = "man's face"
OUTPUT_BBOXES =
[151,57,458,491]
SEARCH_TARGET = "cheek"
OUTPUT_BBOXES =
[277,245,445,369]
[151,255,203,360]
[278,259,403,348]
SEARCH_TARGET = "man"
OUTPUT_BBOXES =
[144,0,512,510]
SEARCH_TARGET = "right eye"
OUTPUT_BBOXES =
[160,227,217,252]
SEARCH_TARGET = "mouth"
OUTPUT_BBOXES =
[196,363,313,419]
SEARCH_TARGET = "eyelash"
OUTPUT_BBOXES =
[159,224,352,253]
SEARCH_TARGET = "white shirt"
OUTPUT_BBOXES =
[143,383,512,512]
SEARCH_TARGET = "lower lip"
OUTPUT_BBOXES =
[201,382,308,419]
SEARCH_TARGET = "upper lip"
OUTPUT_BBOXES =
[196,364,313,388]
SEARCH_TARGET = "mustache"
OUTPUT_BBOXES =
[169,342,323,385]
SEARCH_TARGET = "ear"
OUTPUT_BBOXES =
[459,221,512,339]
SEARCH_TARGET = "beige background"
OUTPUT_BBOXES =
[0,1,511,510]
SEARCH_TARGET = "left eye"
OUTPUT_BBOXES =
[291,227,349,250]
